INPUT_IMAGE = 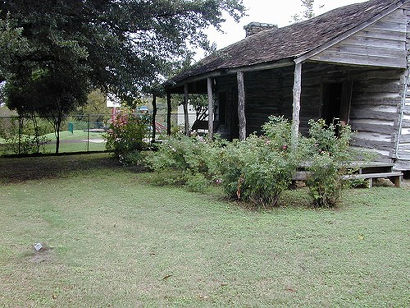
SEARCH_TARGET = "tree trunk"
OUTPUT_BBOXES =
[167,92,171,136]
[152,94,157,143]
[55,119,61,154]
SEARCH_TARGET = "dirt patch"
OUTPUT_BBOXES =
[29,245,54,264]
[30,252,53,264]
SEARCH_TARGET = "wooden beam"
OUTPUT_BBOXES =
[166,92,171,136]
[151,94,157,143]
[237,71,246,141]
[207,77,214,139]
[183,84,190,136]
[168,59,294,91]
[227,59,293,74]
[292,62,302,148]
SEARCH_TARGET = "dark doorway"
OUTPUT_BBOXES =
[218,92,226,124]
[321,80,353,126]
[230,87,239,140]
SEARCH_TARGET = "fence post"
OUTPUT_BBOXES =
[87,114,90,152]
[18,116,22,155]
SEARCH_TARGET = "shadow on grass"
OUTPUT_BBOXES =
[0,153,122,184]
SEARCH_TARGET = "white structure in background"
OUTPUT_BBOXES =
[107,93,122,121]
[177,104,196,128]
[106,93,122,108]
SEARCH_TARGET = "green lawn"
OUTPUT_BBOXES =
[1,130,107,155]
[0,154,409,306]
[43,130,105,141]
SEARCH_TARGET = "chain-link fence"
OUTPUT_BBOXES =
[0,114,112,156]
[0,111,204,156]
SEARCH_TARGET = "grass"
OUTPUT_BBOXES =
[43,130,105,141]
[0,130,107,155]
[0,154,409,306]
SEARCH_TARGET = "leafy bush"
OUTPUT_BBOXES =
[147,134,222,187]
[216,136,297,207]
[0,116,51,155]
[305,120,355,207]
[185,173,210,193]
[105,112,150,159]
[144,115,359,209]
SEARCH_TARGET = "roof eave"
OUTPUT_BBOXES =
[165,58,295,92]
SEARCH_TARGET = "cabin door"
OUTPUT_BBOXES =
[321,80,353,126]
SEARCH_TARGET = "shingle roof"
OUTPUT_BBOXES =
[168,0,404,85]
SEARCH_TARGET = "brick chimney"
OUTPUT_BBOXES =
[244,22,278,37]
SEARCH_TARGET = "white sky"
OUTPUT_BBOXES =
[204,0,367,51]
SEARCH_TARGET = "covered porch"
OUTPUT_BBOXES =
[165,60,405,162]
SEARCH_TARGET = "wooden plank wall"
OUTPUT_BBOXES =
[244,69,284,134]
[215,62,403,163]
[395,2,410,170]
[310,8,408,69]
[349,68,403,162]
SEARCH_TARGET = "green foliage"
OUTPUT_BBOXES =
[147,134,220,185]
[292,0,317,22]
[0,0,245,102]
[215,124,298,207]
[1,0,245,152]
[0,13,28,80]
[305,119,356,207]
[77,90,110,118]
[185,173,210,193]
[0,116,51,155]
[144,116,359,208]
[105,112,150,161]
[148,116,298,207]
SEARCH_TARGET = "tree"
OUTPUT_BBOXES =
[0,14,28,81]
[0,0,245,101]
[5,68,88,153]
[291,0,318,22]
[0,0,245,152]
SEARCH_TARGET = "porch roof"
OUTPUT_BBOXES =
[166,0,404,89]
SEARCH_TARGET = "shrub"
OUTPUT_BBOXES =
[146,134,223,188]
[0,116,51,155]
[216,134,297,207]
[185,173,210,193]
[105,112,150,159]
[305,120,355,207]
[213,116,299,207]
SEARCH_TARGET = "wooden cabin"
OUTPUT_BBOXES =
[165,0,410,172]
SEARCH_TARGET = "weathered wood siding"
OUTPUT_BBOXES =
[395,2,410,170]
[244,69,284,134]
[349,68,403,162]
[310,8,408,69]
[215,62,404,163]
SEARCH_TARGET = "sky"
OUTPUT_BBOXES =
[204,0,367,52]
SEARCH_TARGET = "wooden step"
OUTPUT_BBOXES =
[294,171,403,188]
[343,172,403,188]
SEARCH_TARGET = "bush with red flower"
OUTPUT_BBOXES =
[105,111,150,162]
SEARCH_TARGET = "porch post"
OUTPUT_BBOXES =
[292,62,302,148]
[207,77,214,139]
[183,83,190,136]
[166,92,171,136]
[237,71,246,141]
[151,94,157,143]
